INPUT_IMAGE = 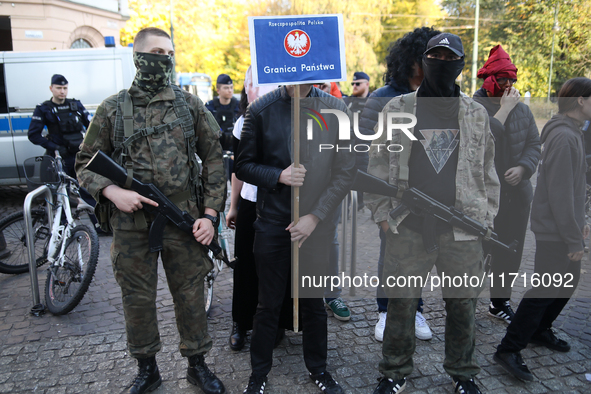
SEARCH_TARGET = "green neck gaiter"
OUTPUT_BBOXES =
[132,52,174,96]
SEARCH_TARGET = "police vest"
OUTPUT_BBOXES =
[212,97,237,151]
[47,99,84,135]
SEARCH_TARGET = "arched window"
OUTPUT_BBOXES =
[70,38,92,49]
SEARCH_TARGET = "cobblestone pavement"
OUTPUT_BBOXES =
[0,185,590,393]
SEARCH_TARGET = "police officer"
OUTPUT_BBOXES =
[28,74,90,177]
[205,74,239,152]
[76,27,227,394]
[28,74,98,218]
[206,74,239,183]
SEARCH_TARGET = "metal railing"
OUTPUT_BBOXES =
[24,186,53,317]
[340,190,358,296]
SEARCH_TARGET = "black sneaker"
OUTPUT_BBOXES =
[488,301,515,323]
[493,350,534,381]
[372,377,406,393]
[530,328,571,352]
[451,377,482,394]
[244,374,267,394]
[309,371,344,394]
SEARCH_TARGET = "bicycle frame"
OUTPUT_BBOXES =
[45,155,83,269]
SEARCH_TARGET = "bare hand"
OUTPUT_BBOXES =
[379,221,390,233]
[279,164,306,187]
[192,218,215,245]
[504,166,525,186]
[500,86,520,112]
[226,207,237,230]
[584,225,590,240]
[102,184,158,213]
[286,214,320,247]
[568,249,584,262]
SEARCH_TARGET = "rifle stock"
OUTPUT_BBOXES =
[85,150,229,263]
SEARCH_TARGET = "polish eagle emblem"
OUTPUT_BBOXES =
[284,30,311,57]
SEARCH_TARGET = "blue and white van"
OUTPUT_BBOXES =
[0,47,135,185]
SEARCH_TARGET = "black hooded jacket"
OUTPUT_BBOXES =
[531,114,586,252]
[473,88,541,203]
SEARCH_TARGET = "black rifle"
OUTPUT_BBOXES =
[351,170,518,254]
[85,150,230,264]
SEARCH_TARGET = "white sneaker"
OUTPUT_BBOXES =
[375,312,387,342]
[415,311,432,340]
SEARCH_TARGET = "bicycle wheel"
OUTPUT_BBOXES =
[44,224,99,315]
[0,209,50,274]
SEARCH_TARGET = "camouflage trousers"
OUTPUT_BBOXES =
[110,222,213,359]
[380,225,483,381]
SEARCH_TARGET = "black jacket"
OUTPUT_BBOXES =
[28,98,90,153]
[531,114,586,252]
[473,88,540,203]
[235,86,355,226]
[358,80,411,138]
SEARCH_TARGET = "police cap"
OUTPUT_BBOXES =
[216,74,232,85]
[51,74,68,86]
[353,71,370,81]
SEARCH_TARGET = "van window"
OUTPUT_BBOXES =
[0,16,12,51]
[0,65,8,114]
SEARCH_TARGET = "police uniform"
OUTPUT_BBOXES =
[28,75,90,176]
[205,74,239,152]
[75,82,226,359]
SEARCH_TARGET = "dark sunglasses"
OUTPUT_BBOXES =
[497,78,517,85]
[351,82,364,86]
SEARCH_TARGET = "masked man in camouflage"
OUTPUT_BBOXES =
[75,28,227,394]
[366,33,499,394]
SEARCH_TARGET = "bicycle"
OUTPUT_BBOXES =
[204,210,235,315]
[0,153,100,315]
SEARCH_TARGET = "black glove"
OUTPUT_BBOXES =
[58,146,69,157]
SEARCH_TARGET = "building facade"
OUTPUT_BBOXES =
[0,0,129,51]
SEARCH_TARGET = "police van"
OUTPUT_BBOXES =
[0,47,135,186]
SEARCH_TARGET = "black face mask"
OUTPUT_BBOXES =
[421,57,465,97]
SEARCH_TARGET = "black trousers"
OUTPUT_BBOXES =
[250,219,330,376]
[498,240,581,353]
[232,198,292,330]
[232,198,259,329]
[485,191,530,303]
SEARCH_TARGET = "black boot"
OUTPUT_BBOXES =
[123,356,162,394]
[229,322,246,351]
[187,354,226,394]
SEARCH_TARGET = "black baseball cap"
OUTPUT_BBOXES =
[424,33,464,58]
[216,74,233,85]
[51,74,68,85]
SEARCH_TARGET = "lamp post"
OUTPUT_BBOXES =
[470,0,480,96]
[547,4,559,102]
[170,0,176,83]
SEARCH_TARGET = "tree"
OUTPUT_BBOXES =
[121,0,390,94]
[442,0,591,98]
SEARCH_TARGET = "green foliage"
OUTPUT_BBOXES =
[442,0,591,98]
[121,0,591,99]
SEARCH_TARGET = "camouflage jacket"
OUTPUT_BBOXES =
[365,91,500,241]
[75,85,226,231]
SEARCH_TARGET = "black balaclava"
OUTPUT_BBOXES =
[420,57,464,98]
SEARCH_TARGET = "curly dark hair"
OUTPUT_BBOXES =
[238,86,248,117]
[383,27,441,89]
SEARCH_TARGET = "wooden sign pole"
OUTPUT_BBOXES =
[292,85,300,333]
